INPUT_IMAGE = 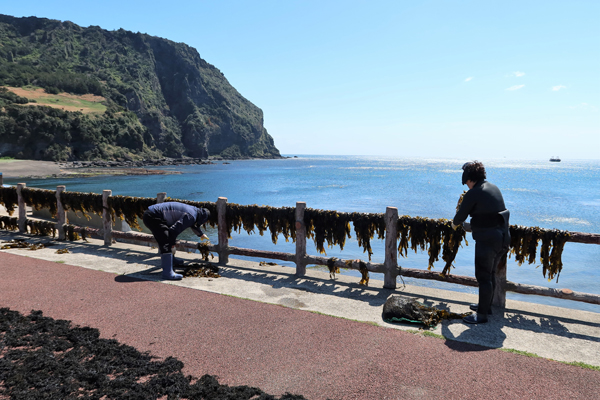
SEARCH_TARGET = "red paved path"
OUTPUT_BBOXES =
[0,251,598,399]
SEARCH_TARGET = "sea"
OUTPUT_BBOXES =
[7,155,600,313]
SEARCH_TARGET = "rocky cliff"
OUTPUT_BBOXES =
[0,14,281,160]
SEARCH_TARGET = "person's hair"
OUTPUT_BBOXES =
[462,161,486,184]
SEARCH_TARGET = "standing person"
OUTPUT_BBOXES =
[143,202,210,280]
[452,161,510,324]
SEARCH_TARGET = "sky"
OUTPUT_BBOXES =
[3,1,599,159]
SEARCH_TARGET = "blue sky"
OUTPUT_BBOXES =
[4,1,599,159]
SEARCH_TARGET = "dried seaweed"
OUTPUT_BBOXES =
[358,260,369,286]
[509,225,570,282]
[108,195,157,230]
[383,296,471,327]
[327,257,340,278]
[303,208,384,260]
[197,242,214,261]
[1,239,46,250]
[63,224,80,241]
[0,215,18,231]
[60,191,104,220]
[226,203,296,244]
[397,216,466,275]
[21,187,59,216]
[26,219,56,237]
[0,186,18,215]
[182,262,220,278]
[0,308,307,400]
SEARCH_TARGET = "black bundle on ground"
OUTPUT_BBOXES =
[0,308,308,400]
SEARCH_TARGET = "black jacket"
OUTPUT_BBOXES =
[453,180,510,244]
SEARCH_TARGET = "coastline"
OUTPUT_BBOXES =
[0,156,289,181]
[0,159,191,180]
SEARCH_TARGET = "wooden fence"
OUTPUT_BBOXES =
[2,182,600,308]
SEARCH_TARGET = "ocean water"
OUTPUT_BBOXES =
[8,156,600,313]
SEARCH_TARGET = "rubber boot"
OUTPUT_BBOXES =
[172,249,185,268]
[161,253,182,280]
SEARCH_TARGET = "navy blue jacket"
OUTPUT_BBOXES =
[147,202,209,237]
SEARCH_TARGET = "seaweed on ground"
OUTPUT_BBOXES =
[0,308,308,400]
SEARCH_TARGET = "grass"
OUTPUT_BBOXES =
[32,94,107,114]
[0,157,15,162]
[7,86,107,114]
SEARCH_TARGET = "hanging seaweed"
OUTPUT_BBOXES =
[26,219,57,237]
[0,215,18,231]
[63,224,80,241]
[509,225,570,282]
[303,209,384,260]
[357,260,369,286]
[165,198,218,228]
[21,188,59,217]
[0,186,18,215]
[327,257,340,278]
[225,203,296,244]
[107,195,157,230]
[396,216,466,275]
[349,212,385,260]
[197,242,214,262]
[60,191,104,220]
[304,208,351,255]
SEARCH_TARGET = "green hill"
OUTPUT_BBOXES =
[0,14,281,161]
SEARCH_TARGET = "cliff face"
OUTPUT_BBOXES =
[0,14,281,160]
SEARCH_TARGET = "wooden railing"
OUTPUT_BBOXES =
[1,182,599,307]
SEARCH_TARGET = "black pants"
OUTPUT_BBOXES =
[474,228,507,316]
[143,210,176,254]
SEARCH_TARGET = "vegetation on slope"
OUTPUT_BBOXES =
[0,14,281,161]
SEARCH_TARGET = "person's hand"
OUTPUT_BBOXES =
[200,234,209,241]
[451,222,458,230]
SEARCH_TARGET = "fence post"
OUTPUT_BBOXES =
[217,197,229,265]
[0,172,3,186]
[102,190,112,246]
[492,253,508,308]
[56,186,67,240]
[295,202,307,276]
[16,183,26,233]
[157,192,167,203]
[384,207,399,289]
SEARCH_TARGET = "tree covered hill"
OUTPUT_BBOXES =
[0,14,281,161]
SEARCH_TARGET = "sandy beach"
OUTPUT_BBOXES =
[0,159,176,180]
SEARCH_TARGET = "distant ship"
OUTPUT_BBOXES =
[549,156,561,162]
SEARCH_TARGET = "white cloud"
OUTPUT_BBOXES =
[568,103,598,111]
[464,77,473,82]
[552,85,567,91]
[506,85,525,91]
[512,71,525,77]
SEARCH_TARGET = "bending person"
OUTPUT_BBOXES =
[452,161,510,324]
[143,202,210,280]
